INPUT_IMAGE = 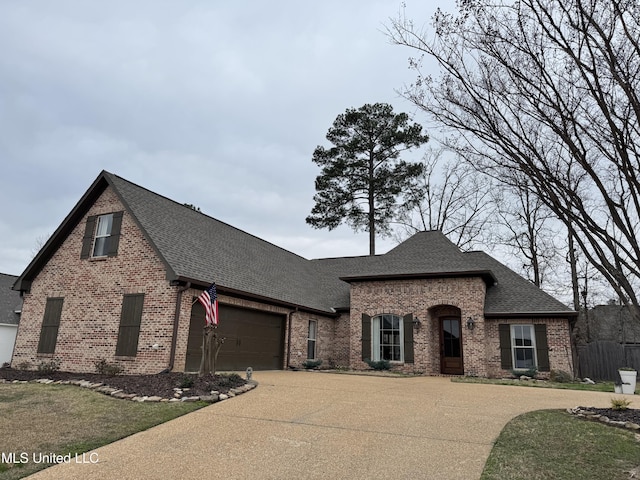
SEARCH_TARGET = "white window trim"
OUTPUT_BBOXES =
[510,324,537,370]
[307,320,317,360]
[92,213,114,257]
[372,314,404,363]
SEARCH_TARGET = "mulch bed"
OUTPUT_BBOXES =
[0,368,247,398]
[574,406,640,425]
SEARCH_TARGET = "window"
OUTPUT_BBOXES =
[92,214,114,257]
[499,323,550,371]
[373,314,403,362]
[37,298,64,354]
[307,320,317,360]
[80,212,123,259]
[361,314,414,364]
[115,294,144,357]
[511,325,536,369]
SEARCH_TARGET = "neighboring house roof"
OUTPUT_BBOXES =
[0,273,21,325]
[14,170,574,318]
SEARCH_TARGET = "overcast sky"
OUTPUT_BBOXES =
[0,1,447,276]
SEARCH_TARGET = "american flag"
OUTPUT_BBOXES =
[197,283,219,325]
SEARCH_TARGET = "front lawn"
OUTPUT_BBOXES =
[481,410,640,479]
[0,383,205,480]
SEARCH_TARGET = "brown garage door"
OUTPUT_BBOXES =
[185,302,285,372]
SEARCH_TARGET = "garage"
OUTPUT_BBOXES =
[185,302,286,372]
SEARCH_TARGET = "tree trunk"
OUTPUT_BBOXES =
[368,153,376,255]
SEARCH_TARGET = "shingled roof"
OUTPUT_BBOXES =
[1,273,21,325]
[15,171,574,317]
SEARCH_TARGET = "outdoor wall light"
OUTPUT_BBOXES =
[466,317,475,330]
[413,316,421,328]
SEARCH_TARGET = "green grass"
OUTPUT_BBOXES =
[482,410,640,479]
[452,376,615,392]
[0,383,206,480]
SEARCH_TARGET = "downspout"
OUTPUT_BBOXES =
[161,281,191,374]
[286,307,298,369]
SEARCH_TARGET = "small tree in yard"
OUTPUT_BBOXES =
[306,102,429,255]
[199,325,224,377]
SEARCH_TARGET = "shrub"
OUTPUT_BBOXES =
[610,397,631,410]
[16,361,32,371]
[550,370,573,383]
[178,375,195,389]
[37,359,61,375]
[512,367,537,379]
[366,359,391,371]
[94,359,125,376]
[302,359,323,370]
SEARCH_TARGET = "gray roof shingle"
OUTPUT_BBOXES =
[0,273,21,325]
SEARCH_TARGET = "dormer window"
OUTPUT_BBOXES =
[80,212,123,259]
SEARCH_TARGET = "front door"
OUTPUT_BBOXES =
[440,317,464,375]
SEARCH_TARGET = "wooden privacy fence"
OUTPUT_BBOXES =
[577,341,640,381]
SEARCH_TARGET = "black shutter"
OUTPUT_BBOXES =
[106,211,123,257]
[116,294,144,356]
[37,298,64,354]
[80,216,97,259]
[534,324,550,372]
[403,314,414,364]
[499,324,512,370]
[361,314,371,361]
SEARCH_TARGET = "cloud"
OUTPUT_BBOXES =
[0,0,442,275]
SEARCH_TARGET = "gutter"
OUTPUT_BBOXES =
[162,281,191,373]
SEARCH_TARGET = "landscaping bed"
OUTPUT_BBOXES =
[0,368,248,399]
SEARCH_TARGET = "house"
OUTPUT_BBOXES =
[0,273,21,365]
[11,171,576,377]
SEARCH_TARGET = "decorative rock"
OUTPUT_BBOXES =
[145,396,162,402]
[625,422,640,431]
[181,396,200,402]
[218,393,228,401]
[168,398,181,402]
[199,395,218,403]
[598,416,610,423]
[583,378,596,385]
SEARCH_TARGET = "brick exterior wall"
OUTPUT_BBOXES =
[347,277,573,377]
[348,277,487,375]
[484,318,574,378]
[12,187,178,374]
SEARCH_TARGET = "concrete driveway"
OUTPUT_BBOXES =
[29,371,639,480]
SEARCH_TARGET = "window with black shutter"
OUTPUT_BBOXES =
[80,211,123,259]
[115,294,144,357]
[37,298,64,354]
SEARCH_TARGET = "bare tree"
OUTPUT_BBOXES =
[387,0,640,320]
[395,147,494,249]
[491,182,561,288]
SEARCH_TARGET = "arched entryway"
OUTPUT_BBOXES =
[429,305,463,375]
